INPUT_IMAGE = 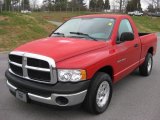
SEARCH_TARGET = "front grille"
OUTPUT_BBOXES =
[9,55,22,64]
[9,63,23,76]
[8,52,56,84]
[28,69,50,82]
[27,58,49,68]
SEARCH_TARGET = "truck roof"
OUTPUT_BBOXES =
[74,14,130,19]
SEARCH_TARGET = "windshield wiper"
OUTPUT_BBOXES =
[53,32,65,36]
[70,32,97,41]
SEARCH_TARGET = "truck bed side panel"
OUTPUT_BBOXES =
[140,33,157,64]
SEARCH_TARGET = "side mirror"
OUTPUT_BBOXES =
[120,32,134,42]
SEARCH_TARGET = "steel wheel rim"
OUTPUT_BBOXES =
[96,81,110,108]
[147,57,152,73]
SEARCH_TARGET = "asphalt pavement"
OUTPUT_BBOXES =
[0,37,160,120]
[48,21,62,26]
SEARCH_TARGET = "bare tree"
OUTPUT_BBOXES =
[11,0,20,11]
[145,0,160,10]
[32,0,38,10]
[43,0,54,11]
[114,0,128,12]
[0,0,3,12]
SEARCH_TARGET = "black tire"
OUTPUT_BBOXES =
[83,72,112,114]
[139,53,153,76]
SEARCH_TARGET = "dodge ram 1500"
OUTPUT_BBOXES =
[5,14,157,114]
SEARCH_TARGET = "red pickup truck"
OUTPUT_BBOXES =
[5,14,157,114]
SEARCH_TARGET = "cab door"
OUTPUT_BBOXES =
[114,19,141,81]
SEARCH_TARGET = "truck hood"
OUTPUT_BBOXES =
[15,37,107,62]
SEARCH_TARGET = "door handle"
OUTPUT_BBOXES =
[134,44,139,48]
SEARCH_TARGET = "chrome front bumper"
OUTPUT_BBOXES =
[7,80,87,106]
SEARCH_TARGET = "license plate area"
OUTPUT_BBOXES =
[16,90,28,102]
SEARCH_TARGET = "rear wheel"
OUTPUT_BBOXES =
[139,53,153,76]
[83,72,112,114]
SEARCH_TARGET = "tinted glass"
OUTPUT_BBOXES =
[52,18,115,41]
[118,19,133,41]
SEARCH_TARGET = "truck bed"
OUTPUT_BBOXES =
[139,33,150,36]
[139,33,157,60]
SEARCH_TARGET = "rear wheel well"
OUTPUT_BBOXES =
[97,66,113,81]
[148,47,153,55]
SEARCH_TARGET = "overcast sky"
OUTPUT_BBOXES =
[35,0,149,10]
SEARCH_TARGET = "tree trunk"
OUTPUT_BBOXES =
[119,0,122,12]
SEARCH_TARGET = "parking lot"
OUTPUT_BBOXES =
[0,37,160,120]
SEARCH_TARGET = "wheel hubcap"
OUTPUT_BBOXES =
[147,57,152,73]
[96,81,110,108]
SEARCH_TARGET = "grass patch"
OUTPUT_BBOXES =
[0,12,56,52]
[0,29,7,35]
[132,16,160,33]
[31,11,96,22]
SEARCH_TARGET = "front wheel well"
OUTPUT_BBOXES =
[148,47,153,55]
[97,66,113,81]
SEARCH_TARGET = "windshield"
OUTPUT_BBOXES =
[51,18,115,41]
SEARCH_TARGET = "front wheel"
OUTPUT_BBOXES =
[83,72,112,114]
[139,53,153,76]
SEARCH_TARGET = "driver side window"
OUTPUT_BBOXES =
[117,19,133,43]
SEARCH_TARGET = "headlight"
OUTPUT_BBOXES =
[58,69,86,82]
